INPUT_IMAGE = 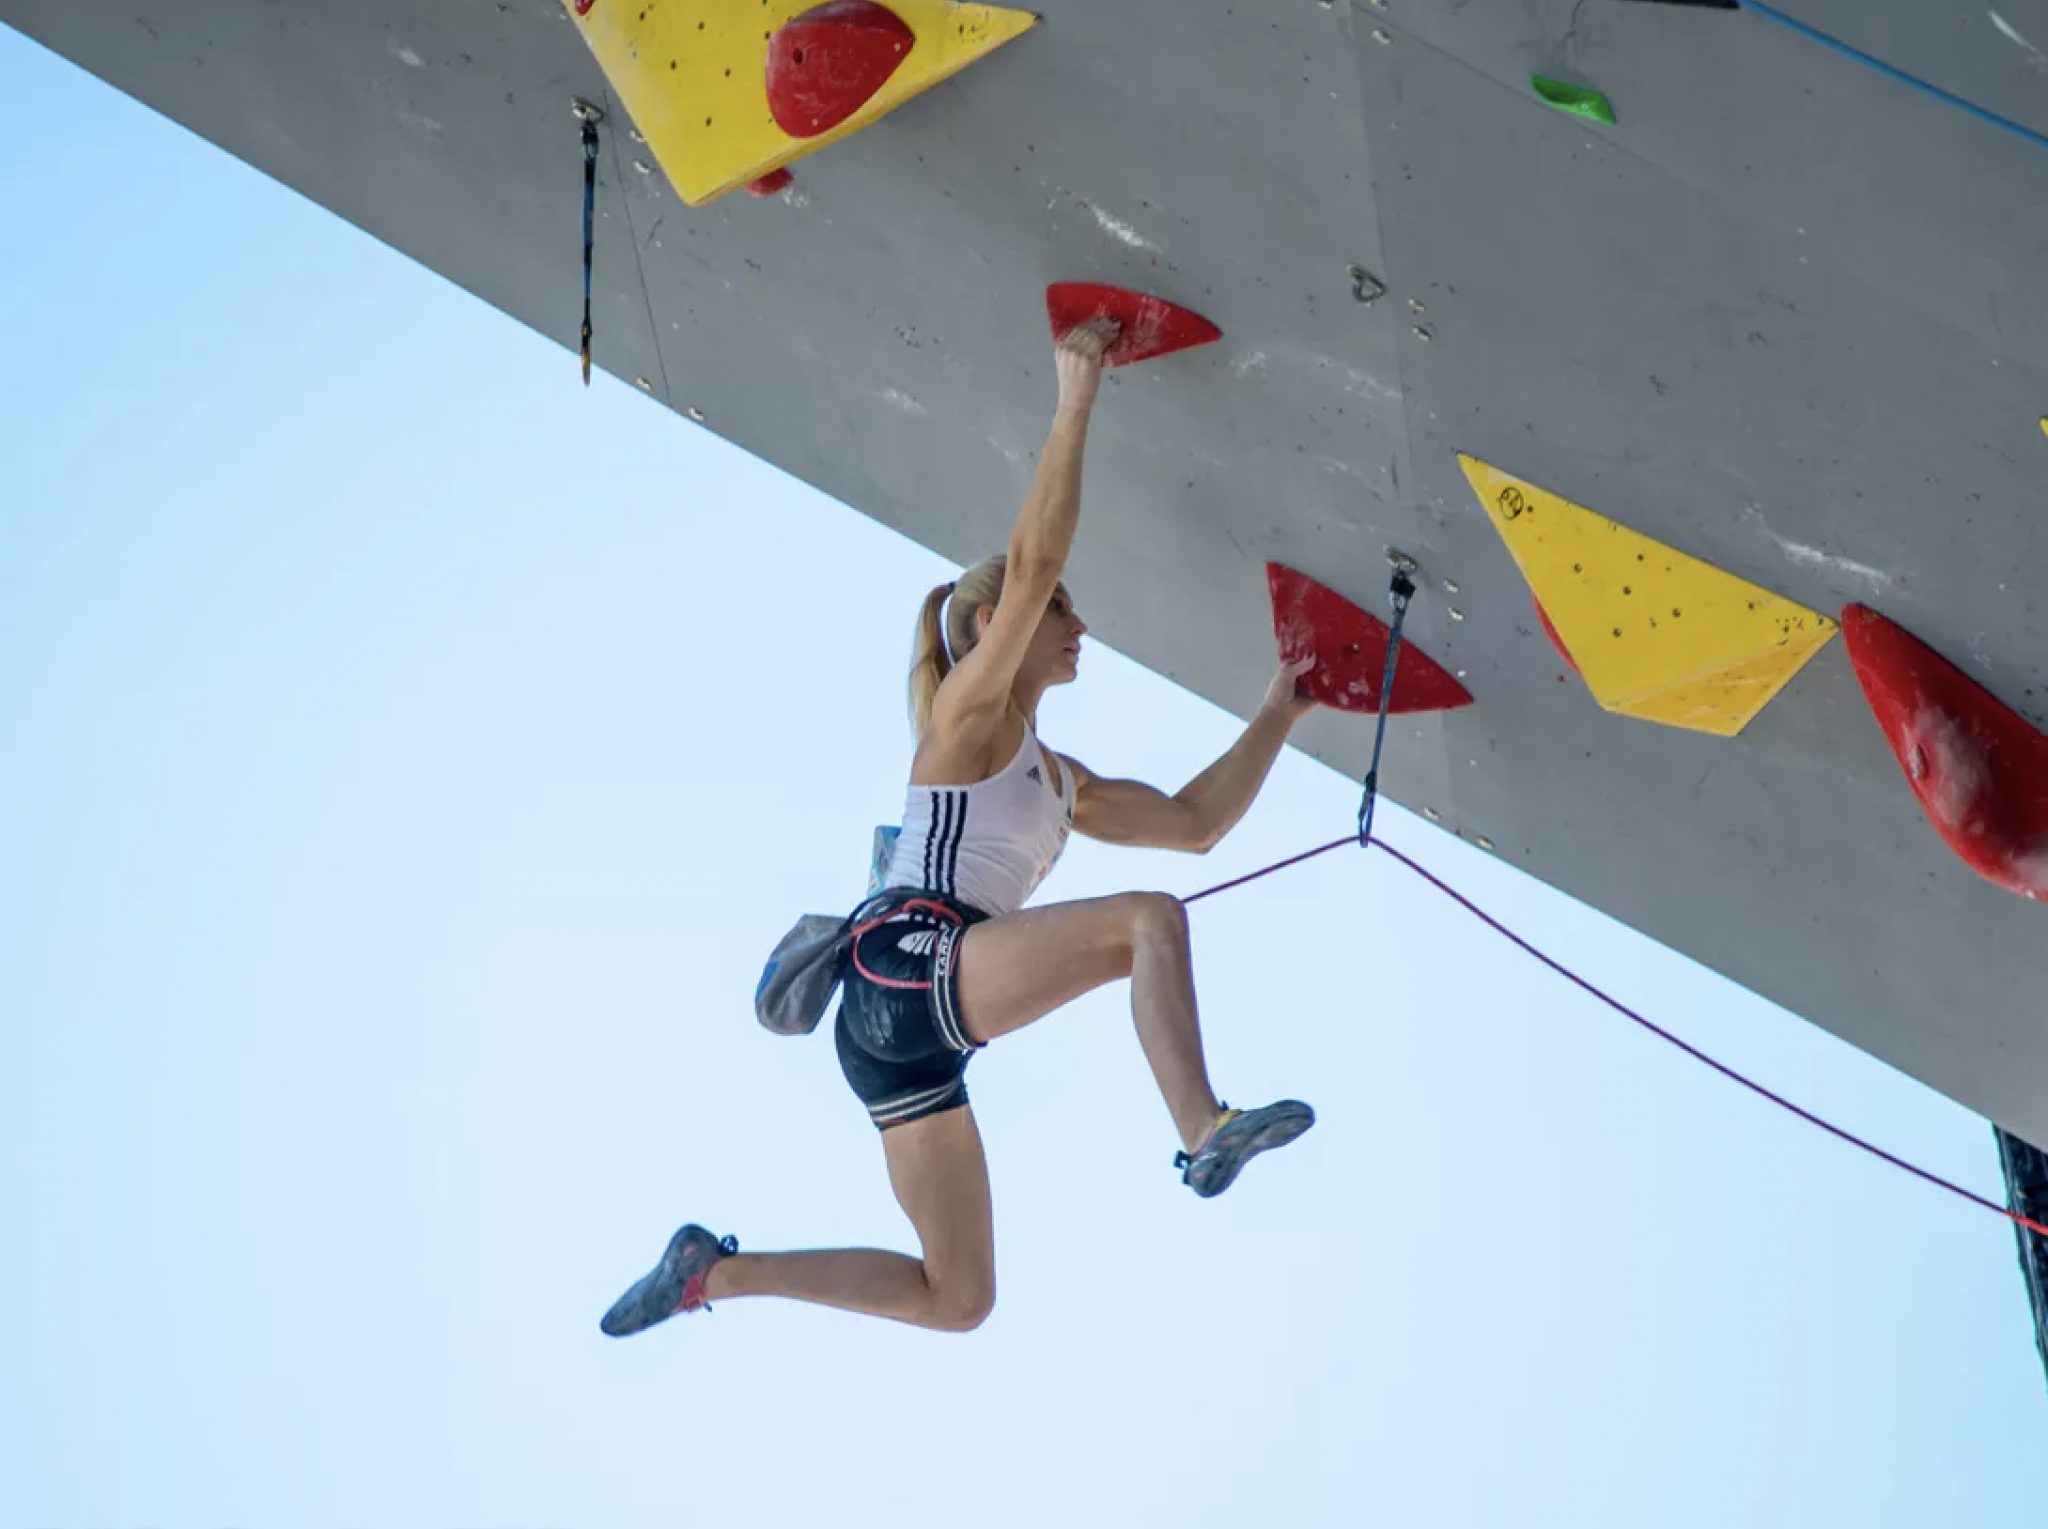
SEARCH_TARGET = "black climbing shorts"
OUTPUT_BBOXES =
[834,887,988,1130]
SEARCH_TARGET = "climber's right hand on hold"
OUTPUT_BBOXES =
[1054,317,1118,415]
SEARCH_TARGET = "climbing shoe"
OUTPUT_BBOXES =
[1174,1100,1315,1198]
[600,1223,739,1337]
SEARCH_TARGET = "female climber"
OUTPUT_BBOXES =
[601,316,1317,1337]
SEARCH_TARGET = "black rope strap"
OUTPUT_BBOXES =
[577,102,604,387]
[1356,558,1417,847]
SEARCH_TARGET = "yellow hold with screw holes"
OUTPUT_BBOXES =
[564,0,1038,206]
[1459,454,1838,737]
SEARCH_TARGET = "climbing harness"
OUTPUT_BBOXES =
[1182,555,2048,1247]
[574,98,605,386]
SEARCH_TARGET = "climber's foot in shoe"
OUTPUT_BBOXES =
[600,1223,738,1337]
[1175,1100,1315,1198]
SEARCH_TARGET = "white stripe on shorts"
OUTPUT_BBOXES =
[869,1078,963,1124]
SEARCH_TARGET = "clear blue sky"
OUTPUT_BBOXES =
[3,25,2040,1528]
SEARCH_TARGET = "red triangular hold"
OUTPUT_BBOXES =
[1841,603,2048,902]
[766,1,915,140]
[1267,563,1473,715]
[1045,283,1222,369]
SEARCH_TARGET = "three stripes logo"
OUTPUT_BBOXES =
[921,790,966,894]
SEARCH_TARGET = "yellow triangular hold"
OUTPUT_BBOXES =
[1459,454,1837,737]
[567,0,1038,206]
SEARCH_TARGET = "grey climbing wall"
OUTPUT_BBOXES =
[5,0,2046,1139]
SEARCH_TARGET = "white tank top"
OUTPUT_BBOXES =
[883,727,1075,917]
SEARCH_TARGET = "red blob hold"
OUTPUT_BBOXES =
[1045,283,1223,369]
[1267,563,1473,715]
[1534,596,1581,677]
[765,1,915,140]
[1841,603,2048,901]
[747,168,796,197]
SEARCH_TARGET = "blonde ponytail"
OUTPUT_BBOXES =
[909,581,955,737]
[906,554,1011,735]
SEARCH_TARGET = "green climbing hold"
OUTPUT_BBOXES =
[1531,75,1617,125]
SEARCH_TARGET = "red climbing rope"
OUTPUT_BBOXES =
[1182,833,2048,1244]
